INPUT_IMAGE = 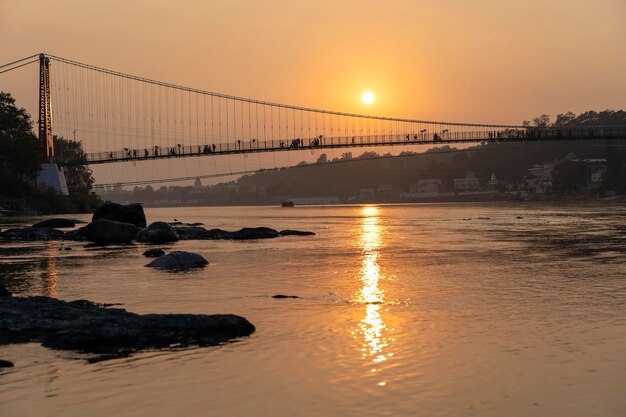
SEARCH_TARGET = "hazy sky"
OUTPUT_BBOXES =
[2,0,625,126]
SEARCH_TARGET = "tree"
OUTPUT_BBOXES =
[316,153,328,164]
[53,136,95,193]
[532,114,551,127]
[553,111,577,126]
[552,160,587,194]
[0,92,39,181]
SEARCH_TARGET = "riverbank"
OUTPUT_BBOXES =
[0,185,101,216]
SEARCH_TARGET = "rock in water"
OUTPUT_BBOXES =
[136,222,180,243]
[0,227,66,241]
[92,202,147,228]
[230,227,280,240]
[143,248,166,257]
[78,219,139,244]
[279,230,316,236]
[0,360,14,368]
[0,296,255,358]
[145,251,208,270]
[272,294,300,299]
[32,218,79,228]
[0,285,12,297]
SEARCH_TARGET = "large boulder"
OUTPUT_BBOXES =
[0,227,66,241]
[145,251,208,270]
[32,218,83,228]
[136,222,179,243]
[92,202,147,228]
[78,219,139,244]
[0,295,255,358]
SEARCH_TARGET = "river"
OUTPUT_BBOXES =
[1,203,625,417]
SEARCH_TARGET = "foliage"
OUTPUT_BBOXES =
[551,110,626,127]
[0,92,100,213]
[551,160,588,194]
[0,92,40,180]
[54,136,95,192]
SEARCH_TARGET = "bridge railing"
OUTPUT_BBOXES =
[57,126,626,165]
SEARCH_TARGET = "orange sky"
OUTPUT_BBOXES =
[1,0,625,125]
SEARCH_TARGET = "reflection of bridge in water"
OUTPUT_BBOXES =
[2,53,626,188]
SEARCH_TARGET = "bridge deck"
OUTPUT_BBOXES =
[58,129,626,166]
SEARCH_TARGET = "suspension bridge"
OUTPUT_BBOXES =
[2,53,625,193]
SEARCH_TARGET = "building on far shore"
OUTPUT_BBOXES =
[454,172,480,193]
[525,163,554,195]
[585,159,607,184]
[400,179,443,199]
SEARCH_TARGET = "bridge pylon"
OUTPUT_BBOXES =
[35,53,68,195]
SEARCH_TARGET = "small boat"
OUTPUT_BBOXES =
[281,201,295,207]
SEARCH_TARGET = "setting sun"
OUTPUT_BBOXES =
[361,91,375,105]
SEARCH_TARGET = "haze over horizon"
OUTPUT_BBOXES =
[2,0,625,126]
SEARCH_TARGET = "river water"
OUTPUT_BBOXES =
[0,203,625,417]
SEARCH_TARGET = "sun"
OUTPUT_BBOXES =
[361,91,375,105]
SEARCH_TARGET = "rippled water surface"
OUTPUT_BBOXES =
[1,203,625,417]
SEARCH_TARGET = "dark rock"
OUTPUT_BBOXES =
[92,202,147,228]
[0,360,14,368]
[517,216,524,219]
[173,226,209,240]
[63,230,88,241]
[279,230,316,236]
[174,226,288,240]
[145,251,208,270]
[78,219,139,244]
[32,218,81,228]
[63,247,72,251]
[231,227,280,240]
[0,295,255,358]
[136,222,180,243]
[143,248,166,257]
[0,285,12,297]
[271,294,300,299]
[0,227,66,241]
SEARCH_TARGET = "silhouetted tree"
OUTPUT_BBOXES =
[53,136,95,193]
[552,160,587,194]
[0,92,39,181]
[533,114,551,127]
[316,153,328,164]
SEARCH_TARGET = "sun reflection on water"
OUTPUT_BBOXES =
[40,242,58,298]
[352,206,393,384]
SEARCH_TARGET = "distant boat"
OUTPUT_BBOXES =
[281,201,295,207]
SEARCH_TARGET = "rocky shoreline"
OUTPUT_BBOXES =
[0,202,315,244]
[0,202,314,365]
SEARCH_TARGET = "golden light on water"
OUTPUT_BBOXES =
[352,205,393,385]
[41,242,58,298]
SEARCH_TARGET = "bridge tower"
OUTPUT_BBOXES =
[36,53,68,195]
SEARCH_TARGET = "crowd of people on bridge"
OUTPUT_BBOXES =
[98,127,623,163]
